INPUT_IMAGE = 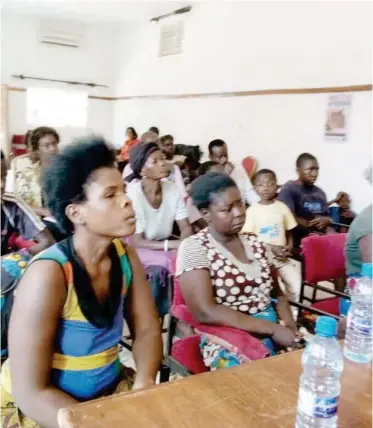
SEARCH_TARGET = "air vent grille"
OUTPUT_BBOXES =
[39,20,84,48]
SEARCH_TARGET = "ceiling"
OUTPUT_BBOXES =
[1,0,192,25]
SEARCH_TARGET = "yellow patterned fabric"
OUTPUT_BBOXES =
[11,155,43,209]
[1,366,135,428]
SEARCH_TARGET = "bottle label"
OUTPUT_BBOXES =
[314,396,339,418]
[347,316,372,336]
[298,389,339,419]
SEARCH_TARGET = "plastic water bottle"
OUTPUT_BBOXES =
[344,263,372,363]
[295,316,343,428]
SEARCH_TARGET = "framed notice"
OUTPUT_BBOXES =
[324,93,352,142]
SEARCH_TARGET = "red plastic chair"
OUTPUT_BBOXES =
[160,255,273,381]
[300,233,350,317]
[11,135,27,157]
[8,233,37,250]
[242,156,258,180]
[159,251,337,381]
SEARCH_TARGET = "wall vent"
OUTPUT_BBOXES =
[159,21,183,57]
[38,20,84,48]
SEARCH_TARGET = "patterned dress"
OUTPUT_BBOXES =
[11,155,43,209]
[177,229,274,314]
[176,228,278,369]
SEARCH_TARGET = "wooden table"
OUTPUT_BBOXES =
[58,349,372,428]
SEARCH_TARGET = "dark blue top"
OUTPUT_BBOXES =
[278,180,329,247]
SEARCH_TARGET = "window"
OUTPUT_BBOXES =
[26,88,88,128]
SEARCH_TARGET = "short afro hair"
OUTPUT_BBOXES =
[43,137,116,233]
[190,172,237,210]
[29,126,60,152]
[296,153,317,168]
[208,139,226,154]
[253,168,277,183]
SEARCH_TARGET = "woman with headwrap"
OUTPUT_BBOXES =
[127,142,193,251]
[126,143,193,317]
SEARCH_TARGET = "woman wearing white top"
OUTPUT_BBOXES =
[126,142,193,251]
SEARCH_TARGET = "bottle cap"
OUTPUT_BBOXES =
[361,263,373,278]
[315,316,337,338]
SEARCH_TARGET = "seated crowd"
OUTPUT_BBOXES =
[0,125,371,427]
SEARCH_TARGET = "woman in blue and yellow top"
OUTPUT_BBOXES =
[1,138,163,428]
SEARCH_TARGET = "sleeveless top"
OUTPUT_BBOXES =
[1,238,132,401]
[176,229,274,315]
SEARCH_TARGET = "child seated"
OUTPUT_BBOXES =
[242,169,301,312]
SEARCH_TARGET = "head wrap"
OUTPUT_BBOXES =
[129,142,159,181]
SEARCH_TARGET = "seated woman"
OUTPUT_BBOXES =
[9,127,66,242]
[117,127,139,170]
[1,138,163,428]
[176,173,302,369]
[127,142,193,251]
[1,150,54,257]
[10,126,59,218]
[126,143,193,317]
[346,163,372,277]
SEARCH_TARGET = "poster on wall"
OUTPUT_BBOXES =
[324,93,352,142]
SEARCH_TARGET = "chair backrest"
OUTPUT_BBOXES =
[170,252,186,307]
[302,233,347,283]
[241,156,258,180]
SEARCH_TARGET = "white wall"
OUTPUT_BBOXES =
[113,1,372,213]
[2,13,120,145]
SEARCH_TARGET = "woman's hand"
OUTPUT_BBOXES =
[168,240,181,250]
[34,207,52,218]
[336,191,347,203]
[271,324,297,348]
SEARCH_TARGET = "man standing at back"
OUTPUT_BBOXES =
[208,139,259,205]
